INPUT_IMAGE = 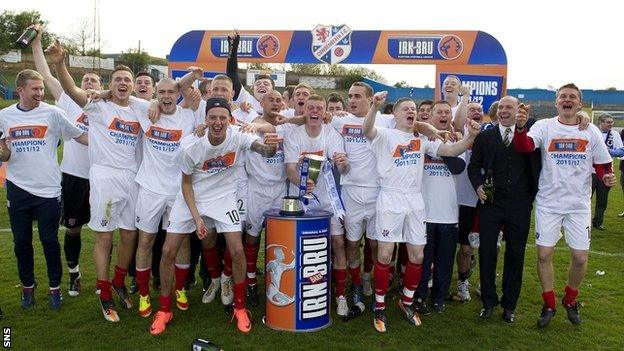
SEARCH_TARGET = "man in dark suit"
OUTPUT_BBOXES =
[468,96,539,323]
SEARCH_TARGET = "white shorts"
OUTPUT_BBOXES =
[88,165,139,232]
[535,208,591,250]
[342,185,378,242]
[246,179,286,237]
[135,186,175,234]
[167,193,241,234]
[375,190,426,245]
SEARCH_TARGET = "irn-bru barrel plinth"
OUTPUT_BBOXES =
[263,209,332,332]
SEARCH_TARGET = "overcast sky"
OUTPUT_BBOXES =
[2,0,622,90]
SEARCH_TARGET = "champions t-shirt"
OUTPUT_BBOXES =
[135,105,195,195]
[284,124,345,209]
[370,127,441,194]
[329,113,392,188]
[528,117,612,213]
[0,103,82,197]
[82,100,141,172]
[56,92,90,179]
[422,151,460,223]
[177,126,257,203]
[246,123,296,186]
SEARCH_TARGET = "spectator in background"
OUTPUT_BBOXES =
[592,114,624,229]
[620,128,624,217]
[382,103,394,115]
[198,79,212,101]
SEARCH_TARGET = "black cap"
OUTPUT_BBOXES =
[205,97,231,116]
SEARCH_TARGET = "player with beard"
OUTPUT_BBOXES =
[242,90,297,306]
[48,40,140,322]
[364,92,480,332]
[30,25,100,297]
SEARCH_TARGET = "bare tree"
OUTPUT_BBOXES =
[66,18,97,56]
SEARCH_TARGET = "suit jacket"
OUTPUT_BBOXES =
[468,124,541,200]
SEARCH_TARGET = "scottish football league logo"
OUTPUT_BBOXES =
[311,24,352,64]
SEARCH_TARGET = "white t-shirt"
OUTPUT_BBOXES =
[456,125,478,207]
[135,105,195,195]
[284,124,345,209]
[246,123,296,186]
[56,92,90,179]
[82,100,141,172]
[0,103,82,198]
[528,117,612,213]
[370,127,441,195]
[177,126,257,203]
[329,113,393,188]
[422,152,460,223]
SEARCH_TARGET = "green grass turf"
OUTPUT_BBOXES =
[0,162,622,350]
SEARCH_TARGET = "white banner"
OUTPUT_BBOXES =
[246,69,286,88]
[69,55,114,70]
[0,50,21,63]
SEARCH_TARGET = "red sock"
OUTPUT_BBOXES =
[399,243,408,278]
[244,242,259,285]
[136,268,151,296]
[563,285,579,306]
[542,290,556,309]
[159,295,172,313]
[373,262,390,310]
[174,265,189,291]
[112,265,127,289]
[97,280,112,301]
[401,262,422,306]
[333,268,347,297]
[233,281,246,310]
[363,239,373,273]
[202,246,222,279]
[223,249,232,277]
[348,265,362,286]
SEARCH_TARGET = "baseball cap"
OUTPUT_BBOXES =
[205,97,231,116]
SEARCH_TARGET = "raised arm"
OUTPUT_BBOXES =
[250,139,277,158]
[31,24,62,100]
[364,91,387,140]
[178,67,204,92]
[452,85,471,132]
[226,30,243,100]
[513,103,536,153]
[437,119,480,157]
[46,39,88,107]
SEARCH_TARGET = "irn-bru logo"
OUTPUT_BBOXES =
[108,117,140,135]
[145,126,182,142]
[547,139,589,152]
[341,124,363,137]
[202,151,236,171]
[8,125,47,139]
[76,113,89,127]
[393,139,421,157]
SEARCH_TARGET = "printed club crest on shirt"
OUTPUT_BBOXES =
[311,24,352,64]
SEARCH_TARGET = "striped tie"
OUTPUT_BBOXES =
[503,127,512,147]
